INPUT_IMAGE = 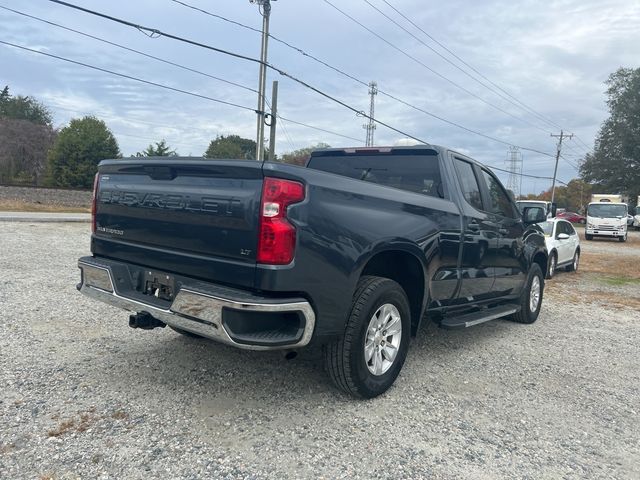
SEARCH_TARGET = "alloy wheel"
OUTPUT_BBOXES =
[364,303,402,376]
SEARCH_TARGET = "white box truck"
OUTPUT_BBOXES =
[516,200,556,219]
[586,200,628,242]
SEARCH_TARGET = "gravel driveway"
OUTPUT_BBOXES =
[1,223,639,479]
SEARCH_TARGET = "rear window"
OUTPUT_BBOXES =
[307,153,444,198]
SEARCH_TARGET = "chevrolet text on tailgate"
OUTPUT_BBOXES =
[78,145,549,398]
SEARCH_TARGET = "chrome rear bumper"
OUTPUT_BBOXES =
[78,259,315,350]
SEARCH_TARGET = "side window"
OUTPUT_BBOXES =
[453,158,483,211]
[480,169,517,218]
[559,222,573,236]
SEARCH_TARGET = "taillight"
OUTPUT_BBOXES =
[91,173,99,234]
[257,177,305,265]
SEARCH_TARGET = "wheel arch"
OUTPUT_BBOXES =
[532,250,548,278]
[359,248,426,336]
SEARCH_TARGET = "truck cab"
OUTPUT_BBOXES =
[516,200,556,219]
[585,201,628,242]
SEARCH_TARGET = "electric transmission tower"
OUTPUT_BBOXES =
[363,81,378,146]
[506,146,523,199]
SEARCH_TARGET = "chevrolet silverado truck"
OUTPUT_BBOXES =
[77,145,548,398]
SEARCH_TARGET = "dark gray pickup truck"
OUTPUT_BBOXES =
[77,145,548,398]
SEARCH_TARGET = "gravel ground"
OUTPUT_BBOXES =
[0,186,91,209]
[1,223,639,479]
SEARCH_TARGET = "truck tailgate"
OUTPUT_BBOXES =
[92,159,263,288]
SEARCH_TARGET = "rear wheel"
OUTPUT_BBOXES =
[546,252,557,279]
[324,276,411,398]
[509,263,544,325]
[619,234,627,242]
[566,249,580,272]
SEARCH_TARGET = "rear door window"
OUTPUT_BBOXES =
[453,158,483,211]
[480,169,518,218]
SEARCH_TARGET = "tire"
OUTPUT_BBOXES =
[619,234,627,243]
[585,233,593,241]
[509,263,544,324]
[324,276,411,399]
[170,326,204,339]
[566,249,579,272]
[546,252,557,279]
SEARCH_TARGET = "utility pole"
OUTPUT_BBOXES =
[268,81,278,162]
[363,81,378,146]
[505,146,522,199]
[250,0,274,161]
[550,130,573,206]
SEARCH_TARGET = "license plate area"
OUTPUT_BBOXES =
[143,269,175,301]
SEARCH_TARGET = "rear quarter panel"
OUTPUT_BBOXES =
[256,162,461,337]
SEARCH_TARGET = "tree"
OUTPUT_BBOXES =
[536,179,593,212]
[47,116,120,188]
[136,139,177,157]
[0,118,57,185]
[204,135,257,160]
[580,68,640,203]
[280,143,330,166]
[0,86,56,184]
[0,85,52,126]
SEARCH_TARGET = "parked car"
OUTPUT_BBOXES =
[77,145,549,398]
[537,219,581,279]
[557,211,586,224]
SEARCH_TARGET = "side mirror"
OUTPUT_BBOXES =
[556,233,570,240]
[523,206,546,224]
[550,203,557,218]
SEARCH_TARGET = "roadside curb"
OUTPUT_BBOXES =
[0,212,90,223]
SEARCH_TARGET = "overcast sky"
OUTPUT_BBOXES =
[2,0,639,193]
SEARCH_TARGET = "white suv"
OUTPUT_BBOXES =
[538,219,581,279]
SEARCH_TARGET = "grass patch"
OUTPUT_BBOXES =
[601,276,640,286]
[0,200,89,213]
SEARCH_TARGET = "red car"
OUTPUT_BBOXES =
[557,211,586,224]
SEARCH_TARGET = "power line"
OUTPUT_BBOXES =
[158,0,553,157]
[49,104,215,148]
[166,0,556,157]
[168,0,585,160]
[0,5,257,94]
[278,116,363,143]
[44,0,431,145]
[322,0,551,131]
[361,0,553,135]
[1,43,356,153]
[0,41,257,113]
[0,4,353,152]
[44,0,559,158]
[488,164,569,186]
[377,1,597,156]
[378,0,565,132]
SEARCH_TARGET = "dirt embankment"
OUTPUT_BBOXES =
[0,185,91,212]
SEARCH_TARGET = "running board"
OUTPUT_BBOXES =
[439,304,520,329]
